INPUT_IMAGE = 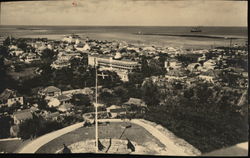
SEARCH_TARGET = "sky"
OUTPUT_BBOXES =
[0,0,248,26]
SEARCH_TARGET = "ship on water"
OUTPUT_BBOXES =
[190,27,202,32]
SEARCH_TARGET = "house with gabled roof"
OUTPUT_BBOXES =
[58,103,73,112]
[13,109,33,125]
[124,98,147,107]
[106,105,126,118]
[76,43,91,52]
[45,111,61,121]
[0,89,24,107]
[57,94,71,105]
[0,89,16,104]
[40,86,61,98]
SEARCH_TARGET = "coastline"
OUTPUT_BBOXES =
[138,33,247,39]
[0,26,247,50]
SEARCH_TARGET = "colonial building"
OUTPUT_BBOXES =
[88,53,140,82]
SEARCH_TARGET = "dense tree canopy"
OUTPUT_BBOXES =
[0,116,12,138]
[128,72,145,85]
[41,48,56,65]
[98,91,115,106]
[98,70,122,88]
[18,115,40,140]
[176,54,200,67]
[16,39,28,51]
[144,78,248,153]
[71,94,91,107]
[0,46,9,57]
[113,86,129,103]
[18,115,63,140]
[141,80,160,107]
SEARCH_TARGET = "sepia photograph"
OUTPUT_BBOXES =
[0,0,248,156]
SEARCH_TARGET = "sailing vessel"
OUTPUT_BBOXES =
[190,27,202,32]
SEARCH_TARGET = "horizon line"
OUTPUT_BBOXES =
[0,24,247,27]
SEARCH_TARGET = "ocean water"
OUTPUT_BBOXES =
[0,26,247,49]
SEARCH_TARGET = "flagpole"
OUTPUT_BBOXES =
[95,58,99,153]
[0,2,2,26]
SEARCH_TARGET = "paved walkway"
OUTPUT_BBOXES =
[18,119,198,155]
[132,119,194,156]
[18,122,83,153]
[0,138,21,141]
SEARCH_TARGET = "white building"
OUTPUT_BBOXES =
[198,75,214,83]
[75,43,91,52]
[62,35,81,44]
[143,46,156,52]
[22,53,40,63]
[58,103,73,112]
[203,59,217,71]
[187,63,202,72]
[127,46,140,53]
[47,44,53,50]
[51,60,71,69]
[106,105,126,118]
[7,97,24,107]
[165,59,182,71]
[51,51,80,69]
[88,53,140,82]
[166,47,177,52]
[198,54,206,62]
[193,49,209,54]
[9,45,18,50]
[41,86,62,99]
[10,49,24,56]
[48,98,61,108]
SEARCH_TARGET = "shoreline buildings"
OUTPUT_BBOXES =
[88,53,140,82]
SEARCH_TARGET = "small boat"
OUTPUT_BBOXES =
[137,31,143,35]
[191,27,202,32]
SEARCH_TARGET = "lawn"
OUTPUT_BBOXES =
[36,122,165,153]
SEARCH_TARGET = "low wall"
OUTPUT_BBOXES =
[138,119,201,156]
[18,119,201,155]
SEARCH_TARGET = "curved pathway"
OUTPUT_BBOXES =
[18,122,83,153]
[132,119,196,156]
[18,119,199,155]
